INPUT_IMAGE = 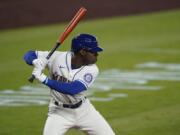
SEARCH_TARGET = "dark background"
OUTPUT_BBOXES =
[0,0,180,30]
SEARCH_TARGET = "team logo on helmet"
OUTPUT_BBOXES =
[84,73,93,83]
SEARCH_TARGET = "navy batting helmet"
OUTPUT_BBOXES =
[71,34,103,53]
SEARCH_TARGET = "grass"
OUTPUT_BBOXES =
[0,9,180,135]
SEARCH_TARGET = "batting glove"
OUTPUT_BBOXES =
[32,57,48,70]
[32,67,48,83]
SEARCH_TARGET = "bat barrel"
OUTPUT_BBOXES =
[59,7,87,43]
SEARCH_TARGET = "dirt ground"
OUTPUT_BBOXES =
[0,0,180,29]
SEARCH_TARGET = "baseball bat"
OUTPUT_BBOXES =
[28,7,87,82]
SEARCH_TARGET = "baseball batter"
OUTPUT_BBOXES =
[24,34,115,135]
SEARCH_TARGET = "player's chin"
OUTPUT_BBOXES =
[85,59,96,65]
[89,59,97,64]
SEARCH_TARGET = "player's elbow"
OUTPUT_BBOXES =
[68,81,87,95]
[45,79,87,95]
[67,91,78,95]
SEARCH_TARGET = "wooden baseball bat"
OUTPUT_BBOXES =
[28,7,87,82]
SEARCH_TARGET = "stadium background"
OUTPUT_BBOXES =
[0,0,180,29]
[0,0,180,135]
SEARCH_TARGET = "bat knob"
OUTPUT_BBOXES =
[28,75,35,83]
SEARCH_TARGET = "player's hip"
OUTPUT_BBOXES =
[48,97,92,114]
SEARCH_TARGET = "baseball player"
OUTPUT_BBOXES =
[24,33,115,135]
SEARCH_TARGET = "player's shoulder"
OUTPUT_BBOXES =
[88,64,99,71]
[80,64,99,84]
[84,64,99,74]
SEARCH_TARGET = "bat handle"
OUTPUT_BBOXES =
[28,75,35,83]
[28,42,60,83]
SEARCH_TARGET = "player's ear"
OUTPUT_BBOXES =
[79,49,86,56]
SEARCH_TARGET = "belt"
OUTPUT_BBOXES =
[54,100,83,109]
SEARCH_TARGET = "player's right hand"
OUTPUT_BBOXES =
[32,67,47,83]
[32,57,48,70]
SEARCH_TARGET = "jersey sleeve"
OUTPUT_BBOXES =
[73,65,99,89]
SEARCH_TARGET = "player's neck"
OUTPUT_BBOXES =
[71,55,84,69]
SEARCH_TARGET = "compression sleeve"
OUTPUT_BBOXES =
[43,79,87,95]
[23,50,37,65]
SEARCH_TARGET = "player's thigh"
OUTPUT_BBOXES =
[43,114,72,135]
[79,109,115,135]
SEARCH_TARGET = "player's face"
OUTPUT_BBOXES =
[83,50,98,65]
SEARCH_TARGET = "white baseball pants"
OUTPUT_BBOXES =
[43,99,115,135]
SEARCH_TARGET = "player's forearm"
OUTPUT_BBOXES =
[43,79,87,95]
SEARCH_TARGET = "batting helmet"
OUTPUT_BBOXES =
[71,34,103,53]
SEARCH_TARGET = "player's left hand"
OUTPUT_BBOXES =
[32,67,47,83]
[32,57,48,70]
